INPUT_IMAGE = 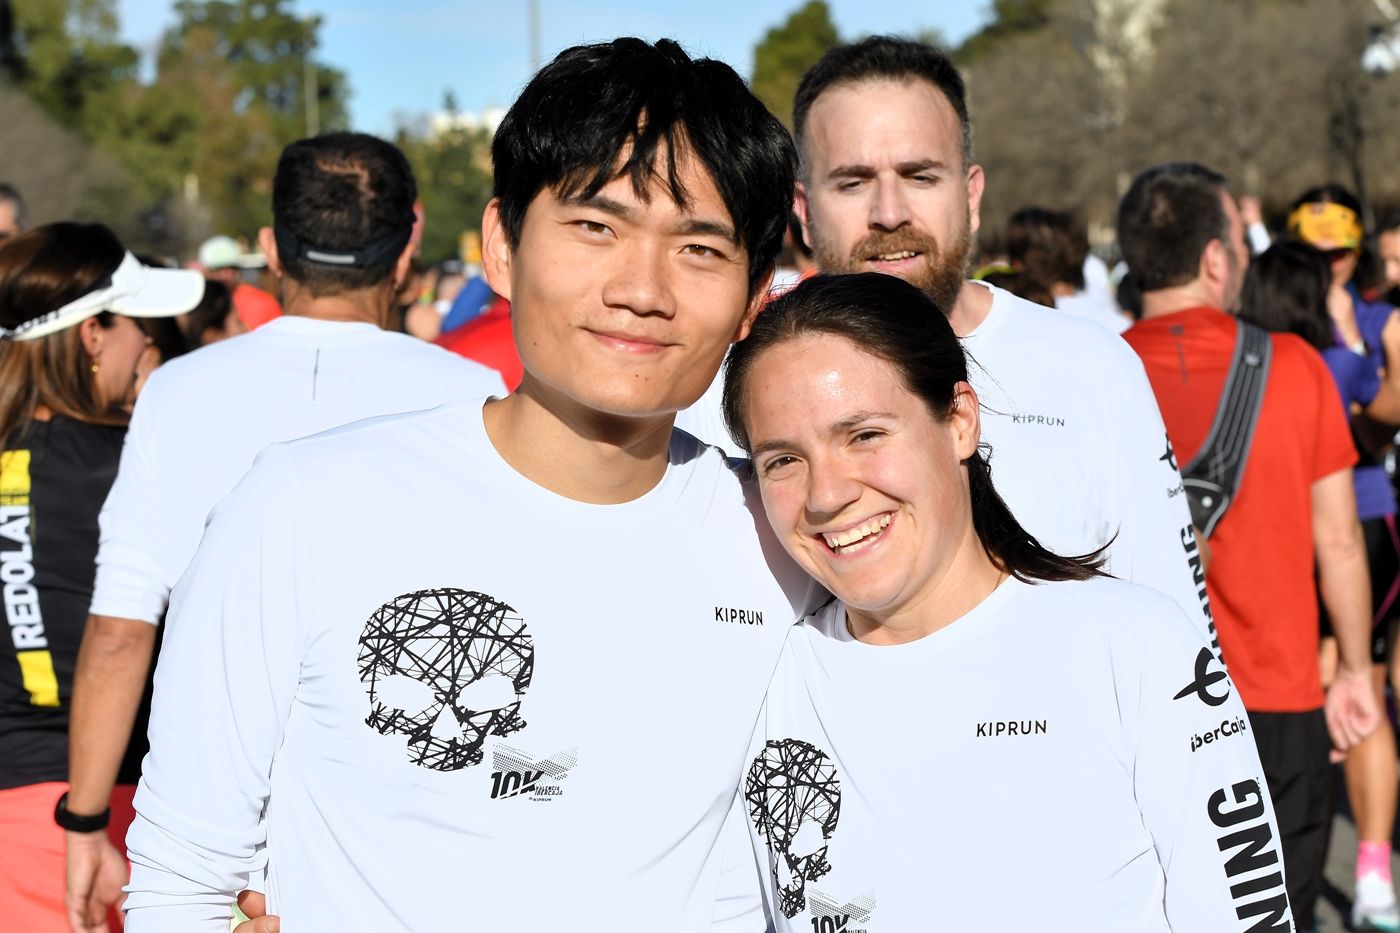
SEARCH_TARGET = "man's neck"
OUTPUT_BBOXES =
[280,282,390,327]
[948,279,994,337]
[482,384,676,505]
[1139,282,1222,322]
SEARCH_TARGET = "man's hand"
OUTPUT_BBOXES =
[1325,666,1381,762]
[65,831,128,933]
[233,890,280,933]
[1239,194,1264,228]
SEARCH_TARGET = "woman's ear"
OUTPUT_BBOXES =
[78,316,103,360]
[950,381,981,461]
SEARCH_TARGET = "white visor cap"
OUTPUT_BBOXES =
[6,252,206,342]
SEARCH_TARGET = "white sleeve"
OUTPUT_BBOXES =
[1100,347,1218,654]
[709,788,770,932]
[122,450,308,931]
[1130,600,1293,931]
[90,375,176,624]
[1247,222,1272,256]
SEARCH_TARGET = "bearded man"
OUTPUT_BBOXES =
[791,37,1218,652]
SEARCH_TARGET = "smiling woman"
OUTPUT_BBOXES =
[722,272,1294,931]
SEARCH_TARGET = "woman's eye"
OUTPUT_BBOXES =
[853,430,882,443]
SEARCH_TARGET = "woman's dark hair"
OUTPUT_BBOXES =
[723,272,1105,584]
[1005,207,1086,291]
[1238,242,1332,351]
[182,279,234,346]
[1290,183,1363,217]
[0,223,130,445]
[491,37,796,299]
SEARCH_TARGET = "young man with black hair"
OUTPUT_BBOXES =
[1119,161,1378,931]
[790,36,1216,653]
[121,39,812,932]
[63,132,504,932]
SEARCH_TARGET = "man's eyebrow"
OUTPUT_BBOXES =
[897,159,946,175]
[675,217,737,242]
[828,164,876,181]
[561,194,635,220]
[827,160,948,180]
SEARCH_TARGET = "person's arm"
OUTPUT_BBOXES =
[122,451,306,932]
[1130,597,1295,930]
[1313,467,1381,758]
[1354,311,1400,451]
[67,382,175,931]
[65,614,156,933]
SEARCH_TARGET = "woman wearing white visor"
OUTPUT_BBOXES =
[0,223,202,930]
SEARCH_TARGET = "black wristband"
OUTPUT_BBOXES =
[54,792,110,833]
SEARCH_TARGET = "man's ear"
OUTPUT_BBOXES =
[793,181,813,254]
[733,267,775,343]
[1202,238,1229,291]
[966,163,986,238]
[392,242,415,291]
[481,198,514,302]
[257,227,283,279]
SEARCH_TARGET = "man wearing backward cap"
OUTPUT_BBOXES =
[62,132,504,932]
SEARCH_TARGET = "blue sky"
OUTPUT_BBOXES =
[115,1,988,136]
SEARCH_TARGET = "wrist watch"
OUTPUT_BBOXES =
[54,792,110,832]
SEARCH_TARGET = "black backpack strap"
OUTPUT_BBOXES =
[1181,320,1272,538]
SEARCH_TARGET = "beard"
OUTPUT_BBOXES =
[811,218,972,317]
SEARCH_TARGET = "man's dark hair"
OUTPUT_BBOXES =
[0,182,27,230]
[1117,162,1230,292]
[792,36,972,177]
[491,37,796,298]
[1239,242,1332,351]
[1005,207,1086,291]
[272,132,417,297]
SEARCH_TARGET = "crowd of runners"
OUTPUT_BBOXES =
[2,31,1400,933]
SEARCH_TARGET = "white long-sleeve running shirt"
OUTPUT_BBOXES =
[91,315,506,626]
[962,283,1215,652]
[123,399,815,932]
[744,575,1291,932]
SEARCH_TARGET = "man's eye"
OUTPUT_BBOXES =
[760,455,798,475]
[683,244,722,258]
[576,220,611,235]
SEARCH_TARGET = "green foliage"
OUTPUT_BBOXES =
[751,0,840,127]
[6,0,137,127]
[398,124,494,265]
[955,0,1055,63]
[4,0,348,252]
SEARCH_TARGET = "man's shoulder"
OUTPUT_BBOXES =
[984,283,1141,368]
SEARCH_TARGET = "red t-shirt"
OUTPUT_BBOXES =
[1124,307,1356,711]
[435,297,522,391]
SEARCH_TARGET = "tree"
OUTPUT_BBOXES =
[398,124,494,265]
[956,0,1055,63]
[4,0,137,128]
[751,0,840,126]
